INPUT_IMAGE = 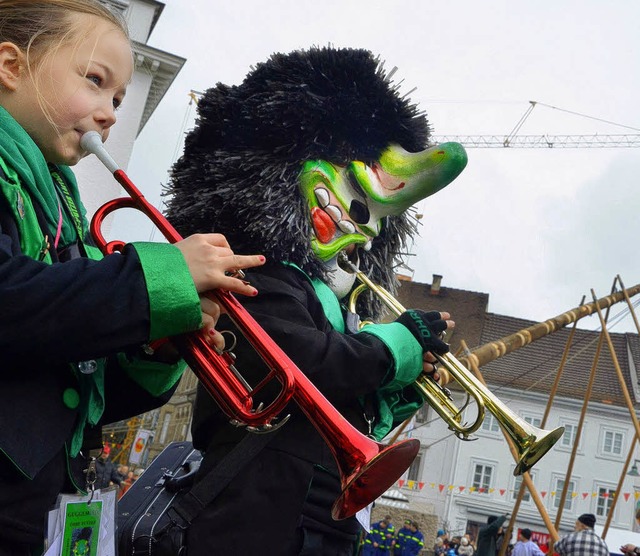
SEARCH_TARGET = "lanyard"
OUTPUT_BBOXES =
[50,170,85,244]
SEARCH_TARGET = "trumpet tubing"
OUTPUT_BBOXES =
[82,131,419,519]
[340,253,564,475]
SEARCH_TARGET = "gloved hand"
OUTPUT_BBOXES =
[395,309,451,355]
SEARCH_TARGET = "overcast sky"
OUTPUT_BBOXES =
[123,0,640,334]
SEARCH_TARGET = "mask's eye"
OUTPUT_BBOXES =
[346,167,366,199]
[349,199,370,224]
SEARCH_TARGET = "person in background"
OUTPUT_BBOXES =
[401,521,424,556]
[458,535,475,556]
[94,445,123,489]
[512,528,544,556]
[0,1,264,553]
[395,519,413,555]
[554,513,609,556]
[434,537,448,556]
[477,515,509,556]
[362,517,395,555]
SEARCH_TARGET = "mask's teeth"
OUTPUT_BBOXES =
[315,187,330,208]
[363,240,372,251]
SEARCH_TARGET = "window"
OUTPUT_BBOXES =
[602,430,624,456]
[481,413,500,433]
[523,415,542,428]
[553,477,576,511]
[596,486,615,517]
[561,423,578,448]
[472,463,493,493]
[407,451,423,483]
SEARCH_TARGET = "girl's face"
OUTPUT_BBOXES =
[17,14,132,165]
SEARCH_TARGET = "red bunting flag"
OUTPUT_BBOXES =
[459,486,465,492]
[582,493,589,499]
[439,484,445,492]
[419,482,425,490]
[478,488,485,493]
[625,493,631,502]
[500,489,506,496]
[603,493,609,498]
[398,480,405,488]
[541,491,547,498]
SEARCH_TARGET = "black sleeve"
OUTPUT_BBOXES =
[0,226,151,368]
[217,264,395,406]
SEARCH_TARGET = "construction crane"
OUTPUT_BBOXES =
[432,100,640,148]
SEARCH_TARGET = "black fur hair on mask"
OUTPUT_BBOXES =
[165,46,431,320]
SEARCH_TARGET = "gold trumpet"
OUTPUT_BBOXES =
[338,253,564,476]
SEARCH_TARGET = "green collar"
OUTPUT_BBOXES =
[0,106,87,247]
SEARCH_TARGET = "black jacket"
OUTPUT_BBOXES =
[188,264,400,555]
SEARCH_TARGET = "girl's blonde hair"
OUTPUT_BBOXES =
[0,1,131,131]
[0,0,129,64]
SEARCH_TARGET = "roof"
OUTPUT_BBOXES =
[475,312,640,407]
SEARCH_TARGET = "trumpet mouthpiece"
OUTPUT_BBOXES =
[80,131,119,174]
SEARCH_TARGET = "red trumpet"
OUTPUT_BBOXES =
[81,131,419,519]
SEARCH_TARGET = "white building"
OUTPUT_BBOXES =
[74,0,184,219]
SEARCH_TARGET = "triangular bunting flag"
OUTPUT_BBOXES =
[582,493,589,499]
[398,480,405,488]
[541,491,547,498]
[459,486,465,493]
[439,484,445,493]
[625,493,631,502]
[419,482,425,490]
[500,489,506,496]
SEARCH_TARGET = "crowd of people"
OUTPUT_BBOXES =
[359,516,424,555]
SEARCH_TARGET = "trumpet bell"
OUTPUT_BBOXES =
[332,438,420,520]
[514,425,565,476]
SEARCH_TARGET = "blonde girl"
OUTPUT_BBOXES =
[0,1,263,553]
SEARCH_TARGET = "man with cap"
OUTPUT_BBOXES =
[512,528,544,556]
[94,445,123,490]
[554,513,609,556]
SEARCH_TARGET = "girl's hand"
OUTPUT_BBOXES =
[176,233,265,295]
[200,295,225,350]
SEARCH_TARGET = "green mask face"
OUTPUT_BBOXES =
[299,142,467,261]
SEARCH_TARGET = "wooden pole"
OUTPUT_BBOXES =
[464,350,560,547]
[461,284,640,370]
[591,288,640,540]
[554,329,605,527]
[504,305,583,553]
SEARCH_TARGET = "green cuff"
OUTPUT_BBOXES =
[132,242,202,340]
[118,353,187,397]
[359,322,423,391]
[372,387,423,441]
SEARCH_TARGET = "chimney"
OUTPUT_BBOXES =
[430,274,442,295]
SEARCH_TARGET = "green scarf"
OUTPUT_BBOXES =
[0,106,105,457]
[0,106,87,246]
